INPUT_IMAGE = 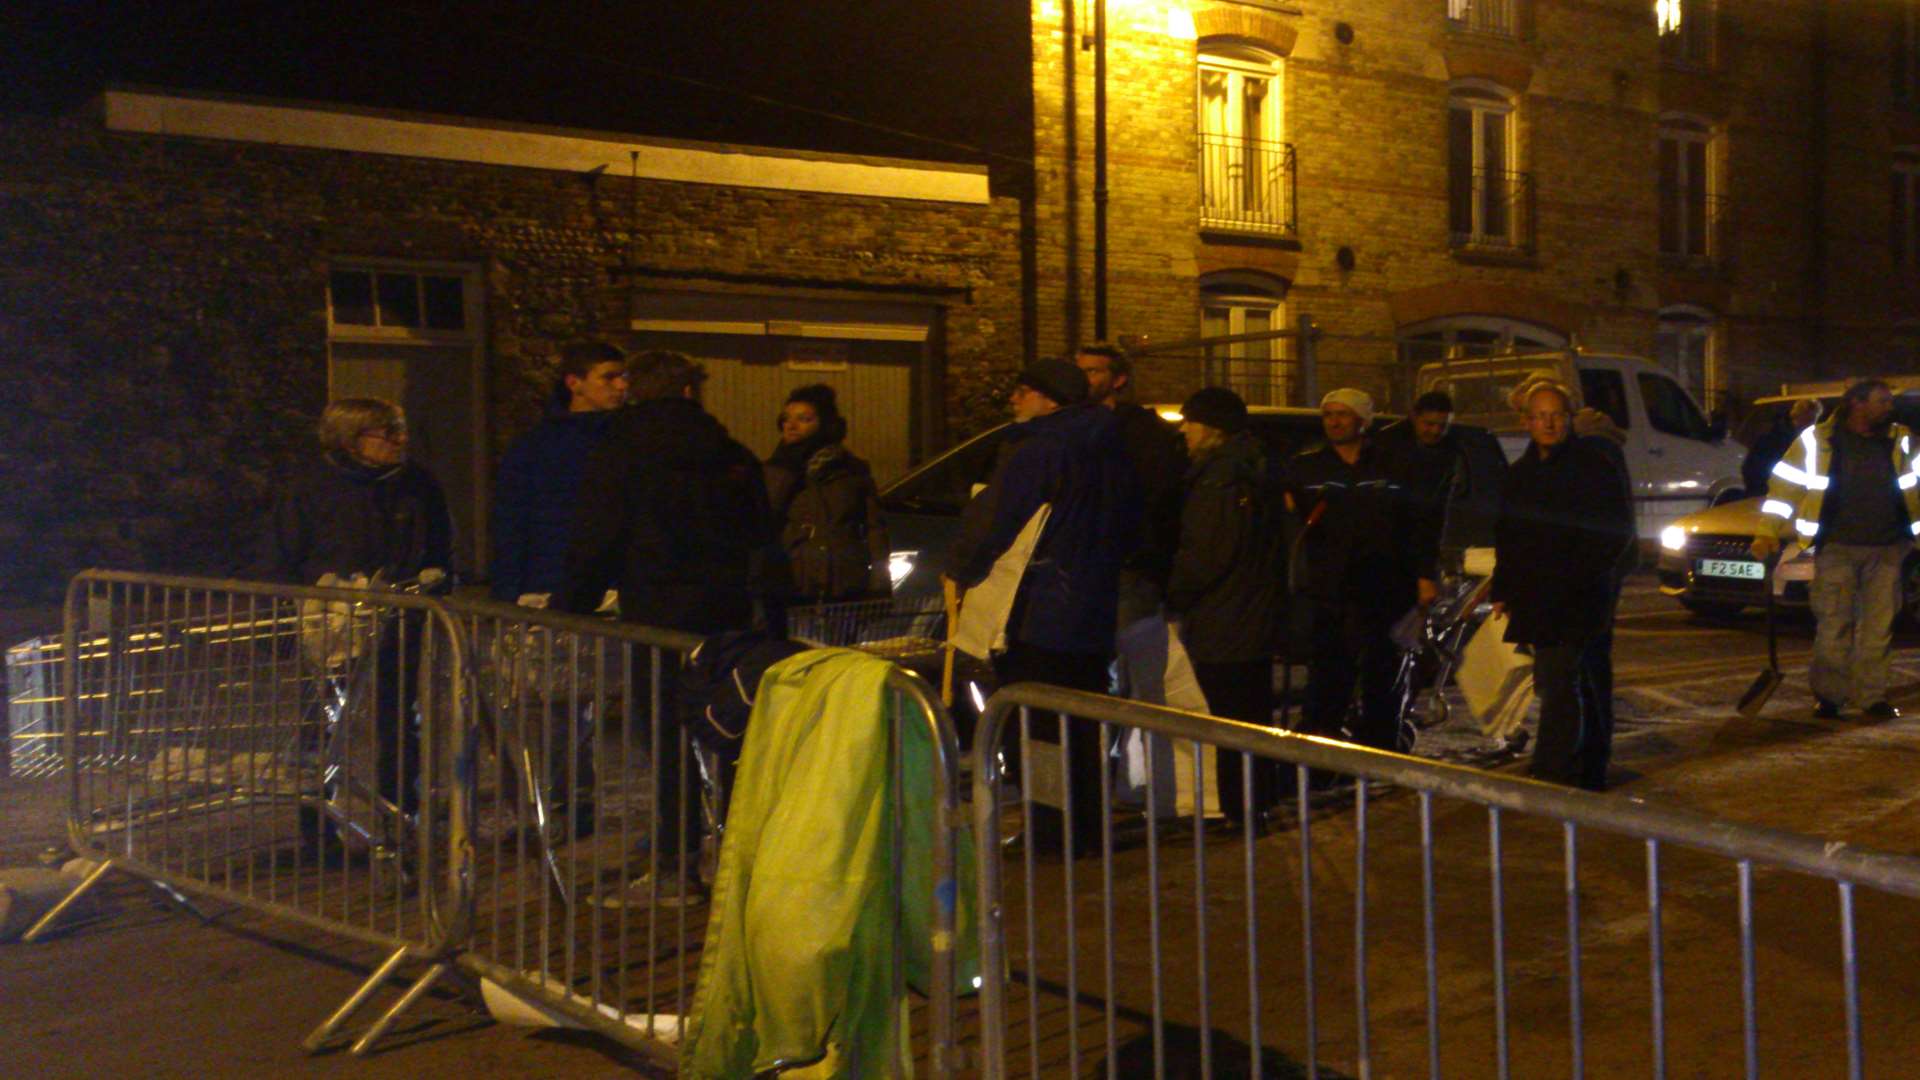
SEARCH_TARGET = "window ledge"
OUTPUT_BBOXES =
[1450,242,1538,268]
[1199,223,1301,249]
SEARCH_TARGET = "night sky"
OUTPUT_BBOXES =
[6,1,1033,166]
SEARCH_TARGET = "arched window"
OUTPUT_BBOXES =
[1198,44,1291,235]
[1398,314,1566,365]
[1448,83,1523,248]
[1658,115,1720,262]
[1656,305,1715,404]
[1199,271,1289,405]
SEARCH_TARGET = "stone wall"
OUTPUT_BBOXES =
[0,110,1021,602]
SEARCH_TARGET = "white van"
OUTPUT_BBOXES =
[1416,351,1746,540]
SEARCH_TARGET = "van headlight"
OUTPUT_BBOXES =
[887,550,918,588]
[1659,525,1687,552]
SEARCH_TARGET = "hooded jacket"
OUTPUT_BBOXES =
[488,394,616,600]
[945,403,1142,655]
[257,451,452,586]
[1166,431,1282,663]
[765,434,890,603]
[561,395,777,633]
[1760,414,1920,548]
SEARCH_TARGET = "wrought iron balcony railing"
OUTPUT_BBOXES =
[1449,167,1535,253]
[1447,0,1517,38]
[1198,132,1297,238]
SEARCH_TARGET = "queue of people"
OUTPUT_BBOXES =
[256,338,1673,875]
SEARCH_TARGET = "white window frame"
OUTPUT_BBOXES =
[1449,84,1518,246]
[1658,116,1718,260]
[1198,46,1287,232]
[1198,49,1282,146]
[327,261,483,346]
[1656,305,1716,402]
[1200,274,1290,404]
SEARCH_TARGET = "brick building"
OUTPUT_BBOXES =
[1030,0,1920,411]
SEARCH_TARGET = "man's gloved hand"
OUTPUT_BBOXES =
[1749,533,1781,561]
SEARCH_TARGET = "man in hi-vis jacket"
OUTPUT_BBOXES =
[1752,380,1920,720]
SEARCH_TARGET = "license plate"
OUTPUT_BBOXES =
[1697,558,1765,580]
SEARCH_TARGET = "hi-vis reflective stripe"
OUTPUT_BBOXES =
[1761,499,1796,519]
[1795,518,1821,537]
[1903,472,1920,491]
[1771,458,1829,491]
[1912,520,1920,537]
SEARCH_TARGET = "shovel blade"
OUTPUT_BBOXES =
[1737,667,1783,719]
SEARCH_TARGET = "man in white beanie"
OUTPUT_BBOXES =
[1279,387,1424,762]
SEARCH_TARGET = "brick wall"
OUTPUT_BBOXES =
[1028,0,1914,415]
[0,111,1021,602]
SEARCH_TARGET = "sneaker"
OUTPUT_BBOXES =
[590,869,707,910]
[1863,701,1901,721]
[1814,697,1843,720]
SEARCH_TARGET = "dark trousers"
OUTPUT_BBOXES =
[647,662,705,860]
[994,642,1113,856]
[1303,603,1400,751]
[1193,659,1284,822]
[373,617,422,819]
[1530,636,1613,791]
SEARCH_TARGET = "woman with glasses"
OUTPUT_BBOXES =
[257,397,452,831]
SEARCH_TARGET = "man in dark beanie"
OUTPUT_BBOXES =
[1167,387,1286,822]
[946,357,1141,856]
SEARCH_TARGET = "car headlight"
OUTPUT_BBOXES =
[1659,525,1687,552]
[887,550,918,588]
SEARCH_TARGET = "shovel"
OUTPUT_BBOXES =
[1736,556,1782,718]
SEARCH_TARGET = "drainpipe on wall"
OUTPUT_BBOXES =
[1093,0,1109,341]
[1805,0,1831,373]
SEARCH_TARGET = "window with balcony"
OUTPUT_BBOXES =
[1447,0,1518,38]
[1894,152,1920,272]
[1448,84,1529,251]
[1200,272,1289,405]
[1659,0,1713,68]
[1198,46,1294,238]
[1658,116,1722,265]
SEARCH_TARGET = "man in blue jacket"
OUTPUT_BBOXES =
[490,341,629,604]
[487,341,627,838]
[945,358,1141,855]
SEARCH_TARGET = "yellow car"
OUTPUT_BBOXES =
[1658,388,1920,618]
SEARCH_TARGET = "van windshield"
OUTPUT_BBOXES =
[879,426,1009,516]
[1416,355,1574,429]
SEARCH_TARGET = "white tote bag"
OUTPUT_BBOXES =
[1113,615,1219,818]
[1458,610,1534,739]
[951,503,1052,660]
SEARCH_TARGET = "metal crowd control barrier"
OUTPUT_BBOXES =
[23,570,472,1055]
[442,596,965,1076]
[970,682,1920,1079]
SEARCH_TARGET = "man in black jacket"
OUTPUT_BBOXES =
[1167,387,1285,821]
[1074,342,1187,622]
[562,349,778,904]
[1281,388,1420,754]
[1490,382,1635,789]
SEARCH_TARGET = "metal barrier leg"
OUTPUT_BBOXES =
[303,946,410,1052]
[147,876,214,924]
[19,858,115,943]
[349,961,450,1056]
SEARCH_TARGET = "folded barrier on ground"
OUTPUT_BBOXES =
[970,681,1920,1080]
[443,595,966,1075]
[24,570,472,1055]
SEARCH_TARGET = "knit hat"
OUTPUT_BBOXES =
[1180,387,1248,433]
[1016,358,1090,406]
[1320,387,1375,426]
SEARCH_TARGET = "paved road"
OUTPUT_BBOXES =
[6,572,1920,1077]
